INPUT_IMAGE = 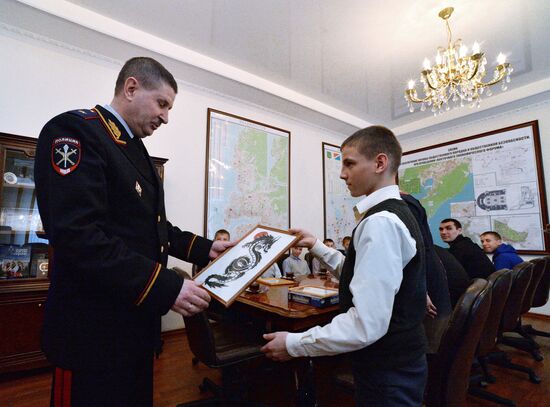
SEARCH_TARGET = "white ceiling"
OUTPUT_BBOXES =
[5,0,550,136]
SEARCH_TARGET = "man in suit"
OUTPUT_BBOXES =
[35,57,231,407]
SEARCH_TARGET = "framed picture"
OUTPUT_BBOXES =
[398,121,549,254]
[205,109,290,241]
[194,225,299,306]
[322,142,361,250]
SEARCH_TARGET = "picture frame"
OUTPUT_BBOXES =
[204,108,291,241]
[322,142,361,249]
[398,121,549,254]
[194,225,299,306]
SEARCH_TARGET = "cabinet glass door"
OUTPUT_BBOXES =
[0,149,48,280]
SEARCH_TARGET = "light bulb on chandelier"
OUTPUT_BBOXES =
[404,7,513,115]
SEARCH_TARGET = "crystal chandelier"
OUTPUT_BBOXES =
[405,7,513,115]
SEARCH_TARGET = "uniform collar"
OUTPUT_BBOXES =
[354,185,401,220]
[103,104,135,139]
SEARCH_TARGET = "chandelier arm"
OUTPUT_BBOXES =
[422,71,438,90]
[477,64,509,87]
[405,89,431,103]
[467,56,481,81]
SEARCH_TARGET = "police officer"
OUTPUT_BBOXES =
[35,57,231,407]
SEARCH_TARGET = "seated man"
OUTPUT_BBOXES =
[282,246,310,277]
[213,229,230,242]
[480,231,523,270]
[433,245,470,308]
[312,238,335,273]
[340,235,351,255]
[439,218,494,279]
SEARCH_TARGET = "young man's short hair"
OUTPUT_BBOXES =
[115,57,178,95]
[214,229,230,239]
[440,218,462,229]
[480,231,502,240]
[323,238,334,245]
[341,125,402,174]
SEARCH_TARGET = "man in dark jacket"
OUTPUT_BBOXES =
[439,218,495,279]
[480,231,523,270]
[35,57,232,407]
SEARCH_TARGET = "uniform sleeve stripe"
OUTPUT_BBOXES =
[135,263,162,306]
[187,234,198,260]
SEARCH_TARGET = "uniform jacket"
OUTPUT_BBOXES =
[493,243,523,270]
[35,105,212,370]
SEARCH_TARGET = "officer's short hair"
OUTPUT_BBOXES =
[115,57,178,95]
[341,126,402,174]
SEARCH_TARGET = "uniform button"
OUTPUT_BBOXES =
[157,215,161,223]
[160,245,164,253]
[167,242,170,248]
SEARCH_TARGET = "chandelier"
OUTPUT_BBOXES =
[405,7,513,114]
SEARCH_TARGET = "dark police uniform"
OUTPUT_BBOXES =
[35,105,212,406]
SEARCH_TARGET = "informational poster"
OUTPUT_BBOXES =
[399,121,549,253]
[322,143,361,249]
[205,109,290,240]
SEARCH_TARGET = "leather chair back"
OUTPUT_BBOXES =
[183,312,219,367]
[477,269,513,356]
[425,279,492,407]
[530,256,550,308]
[499,262,533,333]
[520,258,546,314]
[276,252,290,272]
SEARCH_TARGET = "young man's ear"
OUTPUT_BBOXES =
[374,153,389,173]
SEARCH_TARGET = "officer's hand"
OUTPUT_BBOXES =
[171,279,211,316]
[288,228,315,249]
[209,239,236,260]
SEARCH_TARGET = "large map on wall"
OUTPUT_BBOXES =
[398,121,549,253]
[323,143,361,249]
[205,109,290,240]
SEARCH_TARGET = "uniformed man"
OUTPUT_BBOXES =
[35,57,231,407]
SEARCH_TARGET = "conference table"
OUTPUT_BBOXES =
[233,274,341,406]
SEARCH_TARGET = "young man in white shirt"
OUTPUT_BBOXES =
[261,126,427,406]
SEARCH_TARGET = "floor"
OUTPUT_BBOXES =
[0,315,548,406]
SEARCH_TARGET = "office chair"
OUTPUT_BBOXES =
[177,311,265,406]
[522,256,550,339]
[498,257,546,361]
[468,269,515,406]
[424,278,492,407]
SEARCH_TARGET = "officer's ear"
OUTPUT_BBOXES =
[124,77,140,100]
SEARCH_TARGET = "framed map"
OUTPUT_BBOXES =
[205,109,290,240]
[322,142,361,249]
[398,121,549,254]
[194,225,298,306]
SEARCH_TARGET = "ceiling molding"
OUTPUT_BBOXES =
[17,0,371,129]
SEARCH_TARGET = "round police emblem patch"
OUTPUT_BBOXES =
[51,137,81,176]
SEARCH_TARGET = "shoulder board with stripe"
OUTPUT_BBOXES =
[93,108,127,146]
[67,109,99,120]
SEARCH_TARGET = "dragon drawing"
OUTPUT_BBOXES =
[204,233,280,288]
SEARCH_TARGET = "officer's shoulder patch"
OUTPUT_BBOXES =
[67,109,98,120]
[51,137,82,176]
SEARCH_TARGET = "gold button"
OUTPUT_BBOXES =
[160,246,164,253]
[157,215,161,222]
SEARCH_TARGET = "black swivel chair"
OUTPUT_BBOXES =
[424,278,492,407]
[468,269,515,406]
[498,257,546,361]
[523,256,550,339]
[178,311,266,406]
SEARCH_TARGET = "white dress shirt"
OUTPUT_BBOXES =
[262,263,282,278]
[286,185,417,357]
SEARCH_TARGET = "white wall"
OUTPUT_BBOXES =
[0,27,346,331]
[400,98,550,316]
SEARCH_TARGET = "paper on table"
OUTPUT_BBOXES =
[301,287,335,297]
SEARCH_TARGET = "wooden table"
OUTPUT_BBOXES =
[234,275,340,332]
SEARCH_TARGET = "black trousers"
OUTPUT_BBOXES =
[50,356,153,407]
[352,355,427,407]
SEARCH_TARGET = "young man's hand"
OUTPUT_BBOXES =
[261,332,292,361]
[209,239,236,260]
[289,228,317,249]
[426,294,437,319]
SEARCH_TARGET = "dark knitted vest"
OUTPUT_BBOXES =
[339,198,427,369]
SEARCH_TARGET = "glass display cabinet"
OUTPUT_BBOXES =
[0,131,167,374]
